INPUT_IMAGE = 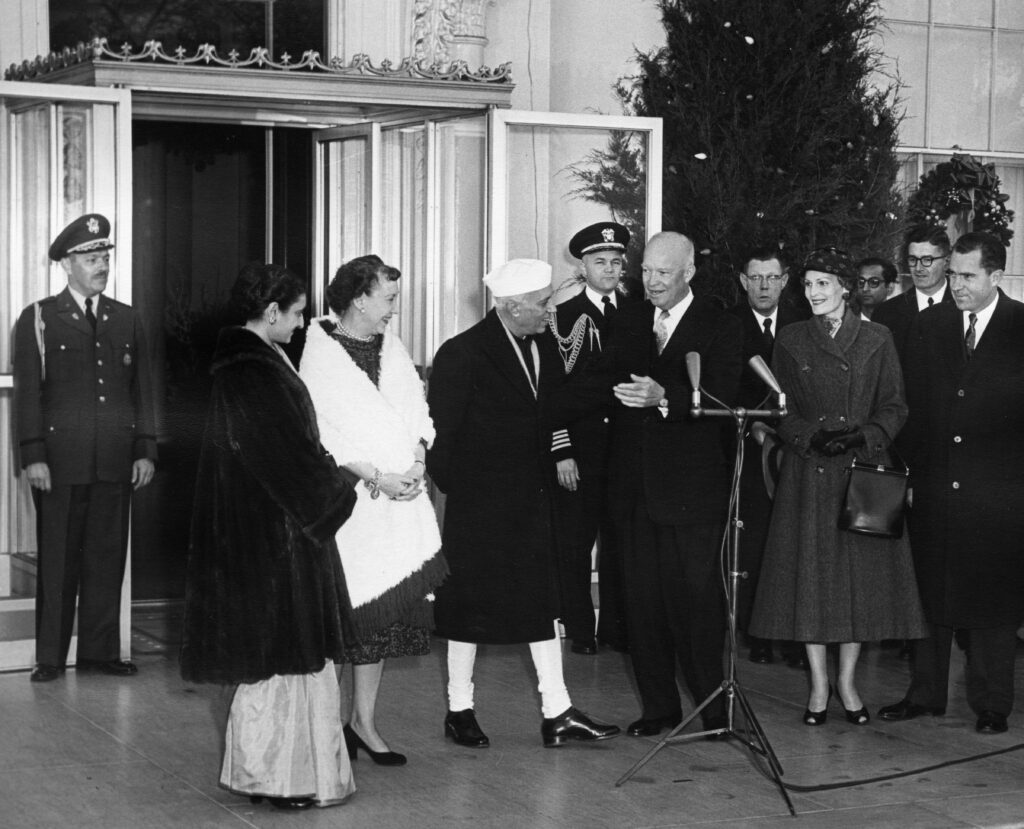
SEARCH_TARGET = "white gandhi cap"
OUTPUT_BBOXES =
[483,259,552,297]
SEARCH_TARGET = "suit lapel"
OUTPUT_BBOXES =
[961,290,1010,382]
[481,310,537,403]
[937,303,968,381]
[55,287,94,337]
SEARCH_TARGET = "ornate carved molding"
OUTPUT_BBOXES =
[412,0,490,66]
[5,37,511,84]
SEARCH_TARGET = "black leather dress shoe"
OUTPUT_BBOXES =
[877,698,945,721]
[444,709,489,747]
[976,710,1009,734]
[541,706,620,747]
[76,659,138,676]
[29,664,64,683]
[626,713,682,737]
[343,724,407,766]
[570,639,598,655]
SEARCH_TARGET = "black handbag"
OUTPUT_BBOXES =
[838,447,909,539]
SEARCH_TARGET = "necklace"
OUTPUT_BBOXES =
[335,319,375,343]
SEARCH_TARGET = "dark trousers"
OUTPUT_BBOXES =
[34,482,131,666]
[908,621,1018,716]
[553,473,627,645]
[615,497,726,723]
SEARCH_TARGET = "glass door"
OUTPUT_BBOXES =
[487,109,663,301]
[314,113,488,370]
[0,81,133,671]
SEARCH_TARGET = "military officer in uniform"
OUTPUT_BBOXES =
[550,221,631,654]
[13,213,157,682]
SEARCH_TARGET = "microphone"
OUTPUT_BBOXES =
[748,354,787,411]
[685,351,702,413]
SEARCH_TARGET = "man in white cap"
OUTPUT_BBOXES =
[13,213,157,683]
[427,259,621,748]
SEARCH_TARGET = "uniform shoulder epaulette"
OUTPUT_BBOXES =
[37,296,58,305]
[104,296,132,310]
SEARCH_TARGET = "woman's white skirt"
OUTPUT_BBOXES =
[220,660,355,807]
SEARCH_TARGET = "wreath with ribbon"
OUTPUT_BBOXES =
[906,153,1014,247]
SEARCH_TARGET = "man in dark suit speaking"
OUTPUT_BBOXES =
[14,214,157,683]
[879,232,1024,735]
[553,231,743,737]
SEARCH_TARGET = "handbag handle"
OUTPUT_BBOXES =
[854,439,906,475]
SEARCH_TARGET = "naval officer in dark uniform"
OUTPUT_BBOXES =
[551,221,631,654]
[13,214,157,682]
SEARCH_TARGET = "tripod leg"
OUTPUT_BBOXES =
[731,683,796,816]
[615,685,724,787]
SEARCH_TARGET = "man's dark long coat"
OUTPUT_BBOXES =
[180,326,358,684]
[427,310,561,644]
[902,291,1024,628]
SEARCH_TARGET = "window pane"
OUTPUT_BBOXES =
[880,0,929,22]
[997,0,1024,30]
[993,31,1024,150]
[49,0,323,58]
[933,0,993,27]
[505,125,649,296]
[928,28,992,149]
[881,22,928,146]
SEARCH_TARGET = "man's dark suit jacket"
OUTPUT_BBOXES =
[728,301,809,409]
[553,289,627,475]
[556,295,743,526]
[872,285,953,364]
[902,290,1024,629]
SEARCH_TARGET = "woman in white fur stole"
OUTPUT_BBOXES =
[300,255,447,767]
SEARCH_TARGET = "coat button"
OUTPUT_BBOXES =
[98,378,104,385]
[97,359,103,366]
[957,389,965,397]
[818,416,826,422]
[839,415,847,422]
[60,344,66,350]
[98,396,106,403]
[953,436,962,443]
[96,341,101,347]
[603,417,609,424]
[952,481,960,489]
[816,466,824,474]
[840,364,849,371]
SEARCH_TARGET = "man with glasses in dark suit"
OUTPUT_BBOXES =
[873,225,955,361]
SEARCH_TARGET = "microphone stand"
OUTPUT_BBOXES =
[615,393,796,817]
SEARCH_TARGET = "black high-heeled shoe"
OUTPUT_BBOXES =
[837,688,871,724]
[803,685,833,726]
[344,723,407,766]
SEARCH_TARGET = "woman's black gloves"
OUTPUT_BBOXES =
[810,426,866,457]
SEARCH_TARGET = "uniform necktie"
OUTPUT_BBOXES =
[763,317,774,348]
[515,335,537,389]
[654,309,670,354]
[965,312,977,358]
[927,297,934,307]
[85,297,97,331]
[601,295,615,317]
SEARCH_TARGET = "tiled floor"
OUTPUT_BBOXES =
[3,611,1024,828]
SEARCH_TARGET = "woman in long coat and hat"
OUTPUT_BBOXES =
[750,248,927,727]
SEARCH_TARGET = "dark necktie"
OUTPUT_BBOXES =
[762,317,774,349]
[965,312,977,358]
[601,295,616,336]
[927,297,934,307]
[515,336,537,389]
[85,297,97,331]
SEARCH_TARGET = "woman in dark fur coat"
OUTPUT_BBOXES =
[180,263,359,810]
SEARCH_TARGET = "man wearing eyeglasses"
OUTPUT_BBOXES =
[729,246,808,666]
[872,225,954,361]
[855,257,898,320]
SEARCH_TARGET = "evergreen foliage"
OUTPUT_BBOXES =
[573,0,905,298]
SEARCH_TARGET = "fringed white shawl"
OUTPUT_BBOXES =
[299,318,441,609]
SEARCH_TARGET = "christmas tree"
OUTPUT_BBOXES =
[573,0,904,299]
